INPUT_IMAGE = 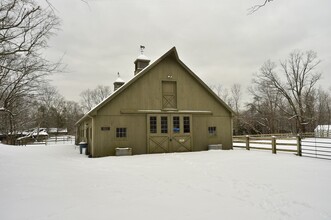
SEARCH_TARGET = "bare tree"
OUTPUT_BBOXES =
[248,0,274,14]
[80,85,111,113]
[79,89,94,113]
[254,50,322,134]
[231,84,242,114]
[316,88,331,128]
[0,0,60,57]
[28,83,84,136]
[0,0,60,143]
[62,101,84,135]
[0,0,60,107]
[230,84,242,134]
[247,80,285,134]
[34,83,65,131]
[210,84,232,107]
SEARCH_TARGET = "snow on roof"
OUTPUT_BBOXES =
[136,54,150,61]
[48,128,68,133]
[18,128,49,137]
[315,125,331,131]
[32,130,48,136]
[114,77,125,83]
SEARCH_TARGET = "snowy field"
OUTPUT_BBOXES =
[1,142,331,220]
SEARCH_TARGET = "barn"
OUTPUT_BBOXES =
[76,47,234,157]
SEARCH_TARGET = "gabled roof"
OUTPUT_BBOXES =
[76,47,234,125]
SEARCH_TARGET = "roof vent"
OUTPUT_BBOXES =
[134,45,150,75]
[113,72,125,91]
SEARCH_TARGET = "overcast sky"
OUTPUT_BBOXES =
[40,0,331,102]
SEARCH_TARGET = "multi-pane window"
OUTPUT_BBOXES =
[161,117,168,133]
[183,117,190,133]
[116,128,127,138]
[150,116,157,133]
[173,116,180,133]
[208,126,217,136]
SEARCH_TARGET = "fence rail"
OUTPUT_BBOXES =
[47,136,74,144]
[233,132,314,139]
[233,134,331,160]
[301,138,331,160]
[16,135,74,146]
[233,135,299,154]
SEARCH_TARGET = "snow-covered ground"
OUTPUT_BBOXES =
[1,142,331,220]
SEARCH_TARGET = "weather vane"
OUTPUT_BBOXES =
[140,45,145,55]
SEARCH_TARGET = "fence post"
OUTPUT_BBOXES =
[245,135,250,150]
[272,136,277,154]
[297,134,302,156]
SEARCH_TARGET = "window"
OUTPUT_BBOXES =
[116,128,127,138]
[183,117,190,133]
[150,117,157,133]
[161,117,168,133]
[208,126,217,136]
[173,116,180,133]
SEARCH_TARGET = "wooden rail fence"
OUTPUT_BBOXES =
[301,138,331,160]
[233,134,302,155]
[233,134,331,160]
[16,136,74,146]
